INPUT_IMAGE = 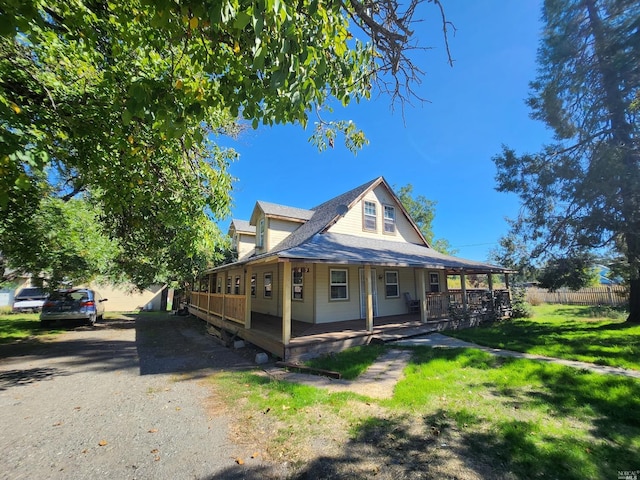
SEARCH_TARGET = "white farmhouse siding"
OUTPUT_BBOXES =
[290,263,314,323]
[268,218,303,251]
[328,184,424,244]
[313,264,362,323]
[250,264,281,317]
[374,268,417,317]
[237,232,256,259]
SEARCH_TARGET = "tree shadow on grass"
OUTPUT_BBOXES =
[210,412,500,480]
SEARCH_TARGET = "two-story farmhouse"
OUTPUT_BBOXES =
[189,177,512,360]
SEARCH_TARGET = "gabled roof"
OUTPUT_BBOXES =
[266,177,382,254]
[210,176,510,274]
[249,201,314,225]
[229,219,256,235]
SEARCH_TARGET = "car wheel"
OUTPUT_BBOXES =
[40,320,51,329]
[88,314,97,326]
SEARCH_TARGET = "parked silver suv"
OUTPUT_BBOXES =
[40,289,108,327]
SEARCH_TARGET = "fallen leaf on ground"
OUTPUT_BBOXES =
[151,449,159,454]
[53,422,63,426]
[148,429,158,433]
[98,440,108,446]
[236,458,244,465]
[251,452,260,459]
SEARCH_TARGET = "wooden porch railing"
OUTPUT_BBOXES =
[189,292,245,324]
[426,289,511,319]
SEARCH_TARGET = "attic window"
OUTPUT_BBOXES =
[383,205,396,234]
[257,218,265,247]
[363,201,377,231]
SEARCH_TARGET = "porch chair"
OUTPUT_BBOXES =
[404,292,420,313]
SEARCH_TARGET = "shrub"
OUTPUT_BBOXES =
[511,286,533,318]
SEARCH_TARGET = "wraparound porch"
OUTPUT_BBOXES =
[188,286,510,360]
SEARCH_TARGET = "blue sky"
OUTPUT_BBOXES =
[221,1,552,262]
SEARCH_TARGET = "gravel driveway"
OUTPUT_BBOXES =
[0,314,265,480]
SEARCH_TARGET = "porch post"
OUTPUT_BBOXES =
[364,264,374,332]
[282,262,292,344]
[461,272,468,312]
[419,269,428,323]
[221,272,226,321]
[487,272,494,314]
[244,266,252,329]
[207,274,213,314]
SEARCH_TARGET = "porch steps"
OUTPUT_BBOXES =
[371,322,448,344]
[286,334,372,362]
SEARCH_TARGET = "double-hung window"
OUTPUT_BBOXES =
[234,276,241,295]
[330,269,349,300]
[385,270,399,298]
[430,273,440,293]
[264,272,272,298]
[226,276,231,294]
[363,201,377,231]
[292,270,303,300]
[250,274,256,297]
[383,205,396,234]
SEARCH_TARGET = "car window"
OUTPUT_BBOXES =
[16,288,47,298]
[48,290,89,301]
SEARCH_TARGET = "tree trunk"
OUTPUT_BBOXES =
[627,278,640,323]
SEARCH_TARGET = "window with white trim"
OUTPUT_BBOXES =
[251,274,256,297]
[385,270,399,298]
[292,270,303,300]
[430,273,440,293]
[226,276,231,294]
[217,276,222,293]
[330,269,349,300]
[264,272,272,298]
[234,275,241,295]
[383,205,396,233]
[363,201,377,231]
[257,218,265,247]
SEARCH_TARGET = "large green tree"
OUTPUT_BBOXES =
[396,184,455,254]
[1,0,452,288]
[493,0,640,322]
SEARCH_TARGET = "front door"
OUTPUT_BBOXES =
[359,268,378,319]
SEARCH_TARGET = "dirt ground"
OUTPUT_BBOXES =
[0,313,509,479]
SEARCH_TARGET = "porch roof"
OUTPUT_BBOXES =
[275,232,510,273]
[209,231,510,274]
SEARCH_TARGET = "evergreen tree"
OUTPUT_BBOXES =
[493,0,640,322]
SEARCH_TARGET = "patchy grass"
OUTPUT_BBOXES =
[211,343,640,479]
[305,343,387,379]
[0,312,56,344]
[445,304,640,370]
[0,311,148,344]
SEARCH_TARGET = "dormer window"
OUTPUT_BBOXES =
[383,205,396,234]
[257,218,265,247]
[363,201,377,231]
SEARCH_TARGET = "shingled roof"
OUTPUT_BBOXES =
[211,176,509,274]
[230,219,255,234]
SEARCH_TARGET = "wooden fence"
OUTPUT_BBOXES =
[526,286,628,306]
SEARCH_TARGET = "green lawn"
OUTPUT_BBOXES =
[0,312,51,344]
[0,311,142,344]
[211,303,640,479]
[445,304,640,370]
